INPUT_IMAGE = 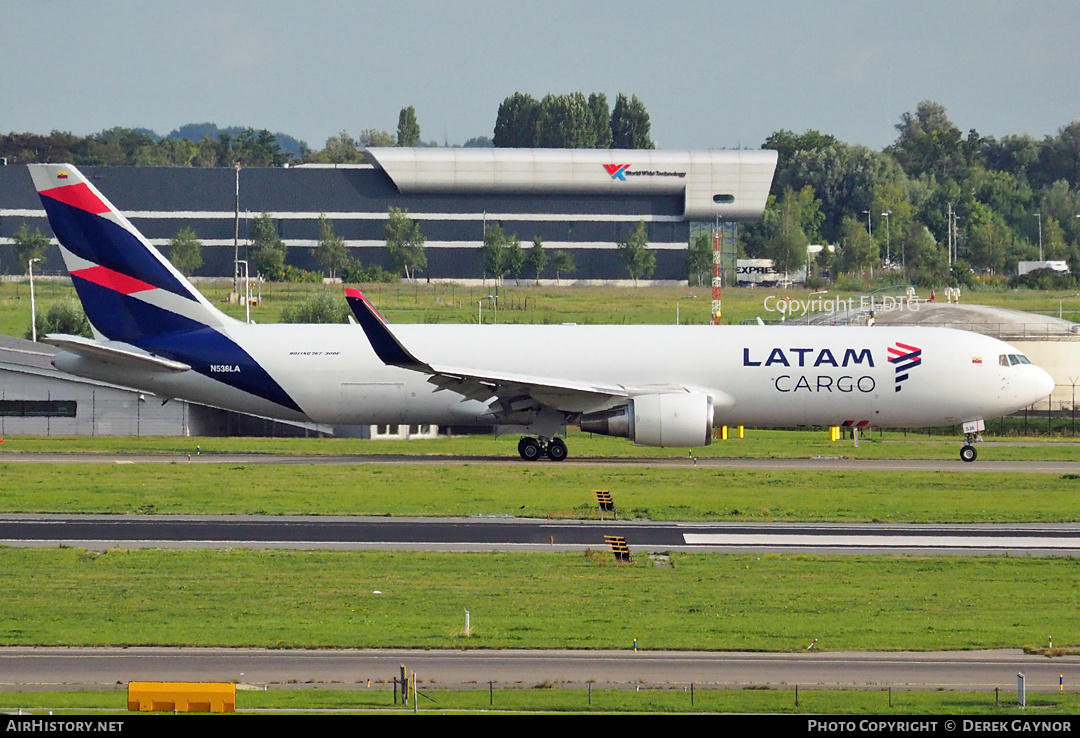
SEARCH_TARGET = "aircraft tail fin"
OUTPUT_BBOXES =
[28,163,235,343]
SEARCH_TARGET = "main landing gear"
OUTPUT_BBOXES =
[518,436,568,462]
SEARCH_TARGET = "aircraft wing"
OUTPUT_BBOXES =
[344,289,630,413]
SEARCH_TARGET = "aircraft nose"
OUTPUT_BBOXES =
[1034,366,1055,402]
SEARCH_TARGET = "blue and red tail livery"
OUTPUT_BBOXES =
[29,164,230,339]
[29,164,302,415]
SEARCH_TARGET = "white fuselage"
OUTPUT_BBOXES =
[53,323,1054,431]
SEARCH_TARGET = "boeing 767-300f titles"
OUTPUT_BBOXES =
[28,163,1055,462]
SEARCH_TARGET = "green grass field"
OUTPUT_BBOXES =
[0,687,1071,715]
[3,548,1079,652]
[2,461,1080,521]
[3,427,1080,459]
[4,278,1079,338]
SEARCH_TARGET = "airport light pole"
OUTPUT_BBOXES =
[237,260,250,323]
[1035,211,1043,261]
[881,211,892,265]
[233,160,241,296]
[676,295,697,325]
[478,294,495,325]
[1060,293,1079,321]
[28,258,42,343]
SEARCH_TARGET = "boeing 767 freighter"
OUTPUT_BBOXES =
[28,164,1054,462]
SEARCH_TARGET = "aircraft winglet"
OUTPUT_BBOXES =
[344,288,431,371]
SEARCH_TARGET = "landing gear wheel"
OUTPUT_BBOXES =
[546,438,568,462]
[518,437,542,461]
[960,445,977,463]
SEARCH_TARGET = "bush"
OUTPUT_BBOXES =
[282,266,322,284]
[1010,268,1076,290]
[27,299,93,340]
[340,259,396,284]
[279,291,349,324]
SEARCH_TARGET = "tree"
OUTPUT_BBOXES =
[314,215,348,278]
[320,131,365,163]
[358,129,396,148]
[686,233,713,286]
[766,189,814,277]
[279,291,349,324]
[967,222,1015,276]
[249,213,287,281]
[504,235,525,284]
[588,93,612,148]
[1042,215,1069,260]
[774,141,904,241]
[27,298,91,340]
[1037,121,1080,190]
[527,236,547,285]
[494,92,542,148]
[231,128,289,167]
[397,106,421,147]
[167,226,203,276]
[744,186,822,278]
[890,100,970,180]
[551,249,575,284]
[11,223,49,275]
[386,207,426,280]
[537,93,595,148]
[617,221,656,285]
[483,223,518,283]
[835,216,878,275]
[610,93,654,149]
[762,129,839,165]
[463,136,493,148]
[900,222,949,286]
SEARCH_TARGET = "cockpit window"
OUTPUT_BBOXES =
[1000,354,1009,367]
[1001,353,1032,367]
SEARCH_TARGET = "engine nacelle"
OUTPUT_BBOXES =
[579,393,714,447]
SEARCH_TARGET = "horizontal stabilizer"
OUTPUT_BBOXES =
[46,334,191,372]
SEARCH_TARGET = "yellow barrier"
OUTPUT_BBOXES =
[829,426,841,442]
[128,681,236,713]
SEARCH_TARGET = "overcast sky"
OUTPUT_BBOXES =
[4,1,1079,151]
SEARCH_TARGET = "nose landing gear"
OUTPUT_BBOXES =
[959,419,985,462]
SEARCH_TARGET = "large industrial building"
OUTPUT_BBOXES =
[0,148,777,281]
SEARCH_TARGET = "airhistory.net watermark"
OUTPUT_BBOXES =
[763,295,921,318]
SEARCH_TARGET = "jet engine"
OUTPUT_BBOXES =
[579,393,714,447]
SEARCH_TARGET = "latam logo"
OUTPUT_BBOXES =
[604,164,630,181]
[887,342,922,392]
[603,164,686,180]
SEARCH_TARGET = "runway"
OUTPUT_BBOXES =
[2,451,1080,474]
[4,515,1080,555]
[0,647,1075,693]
